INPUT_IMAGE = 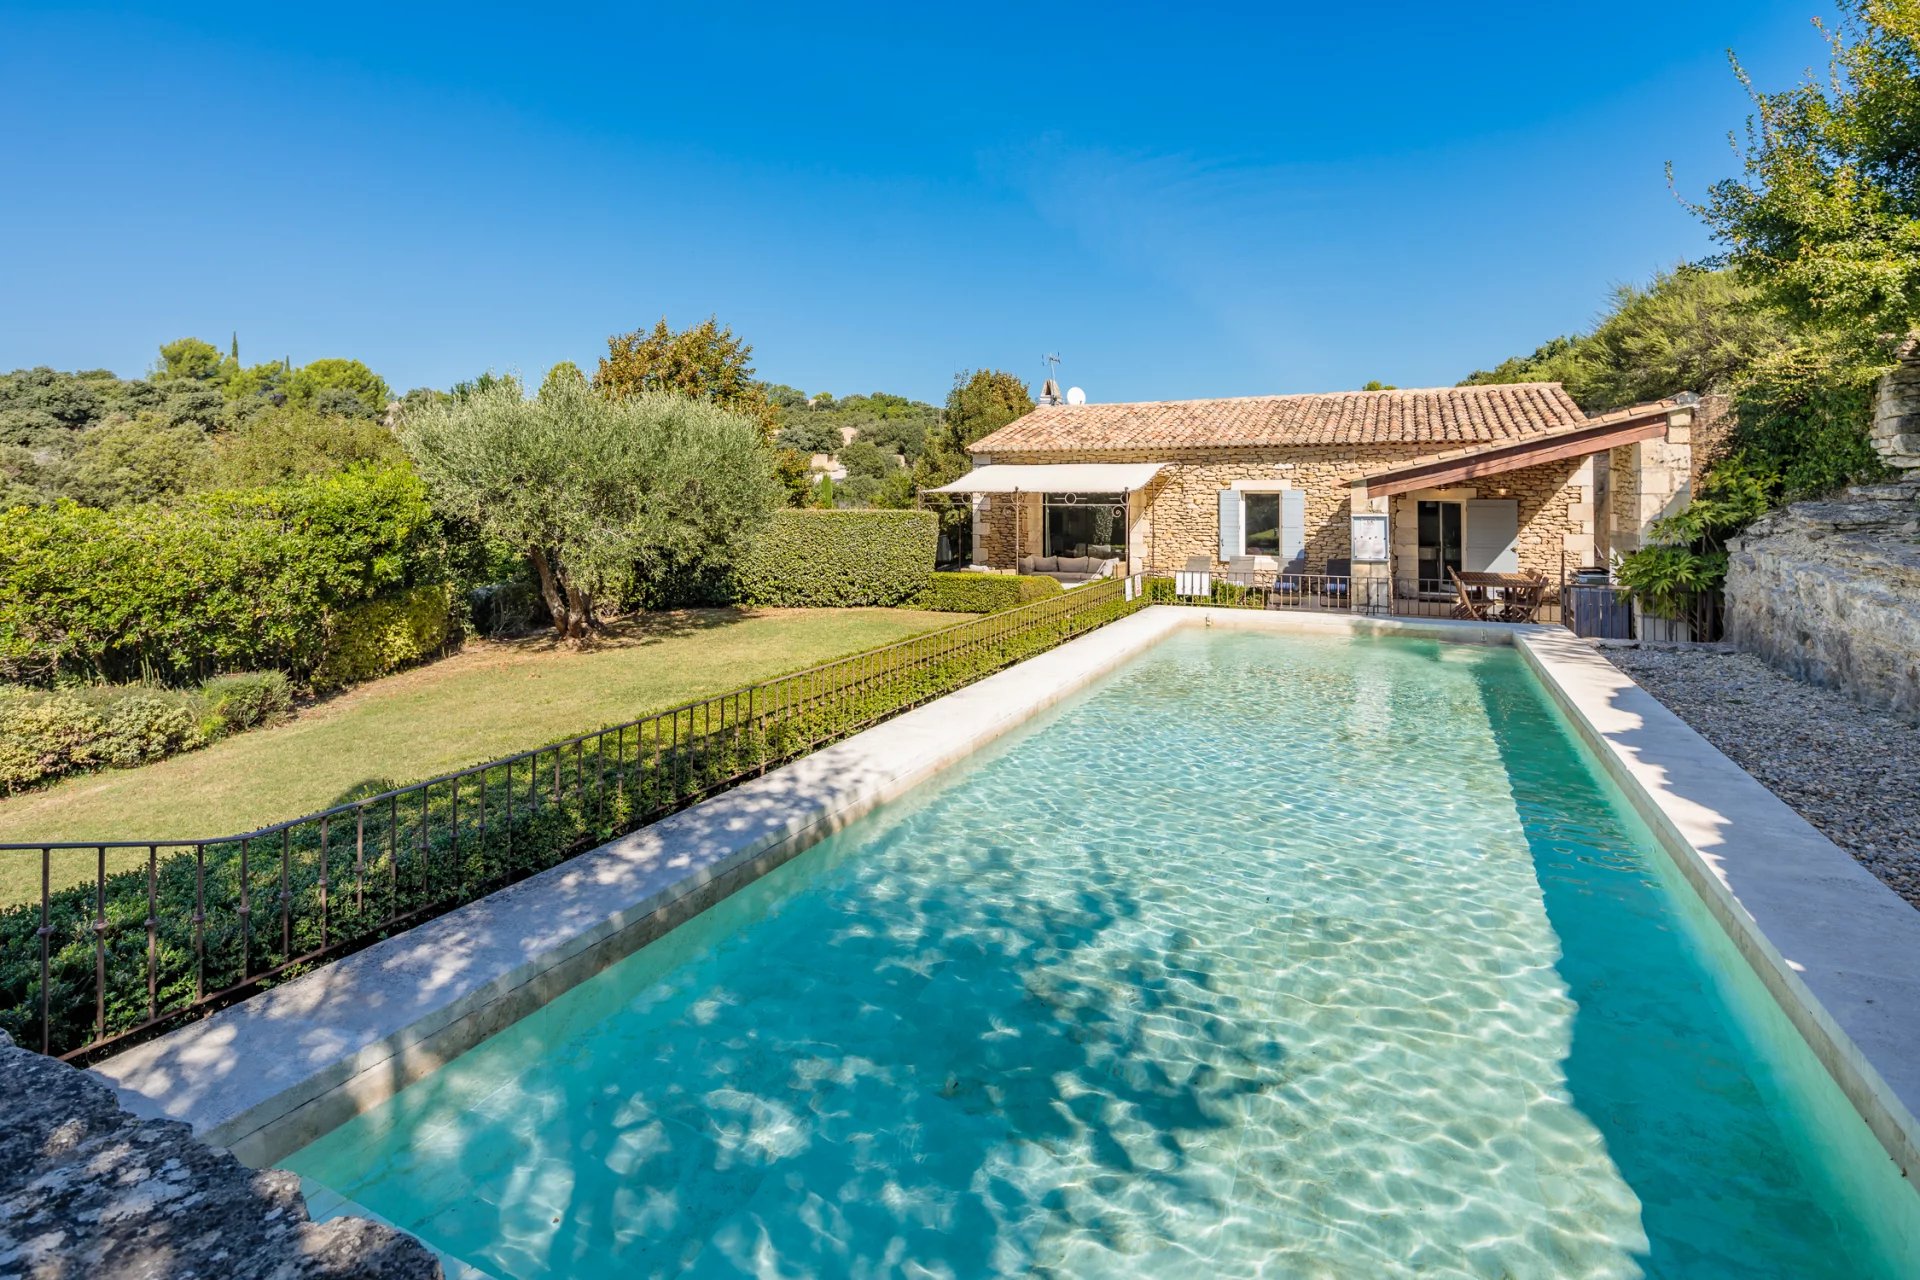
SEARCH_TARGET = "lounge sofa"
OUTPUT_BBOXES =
[1019,555,1122,585]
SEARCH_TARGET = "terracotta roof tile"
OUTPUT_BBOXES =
[969,383,1588,454]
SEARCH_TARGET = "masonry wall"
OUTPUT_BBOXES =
[978,447,1592,580]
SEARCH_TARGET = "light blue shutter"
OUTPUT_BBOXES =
[1465,499,1519,572]
[1279,489,1307,572]
[1217,490,1239,561]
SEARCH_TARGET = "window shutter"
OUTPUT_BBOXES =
[1217,489,1239,561]
[1279,489,1307,571]
[1464,499,1519,572]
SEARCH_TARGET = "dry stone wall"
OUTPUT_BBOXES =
[1727,483,1920,721]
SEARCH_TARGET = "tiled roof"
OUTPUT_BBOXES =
[969,383,1588,454]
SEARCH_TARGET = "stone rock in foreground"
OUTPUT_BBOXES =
[0,1032,440,1280]
[1726,483,1920,721]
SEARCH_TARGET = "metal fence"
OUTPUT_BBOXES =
[1131,571,1567,625]
[1,579,1140,1063]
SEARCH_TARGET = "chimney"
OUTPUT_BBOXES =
[1039,377,1062,406]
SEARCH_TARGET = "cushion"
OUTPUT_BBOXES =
[1058,557,1089,574]
[1018,556,1036,573]
[1035,556,1058,573]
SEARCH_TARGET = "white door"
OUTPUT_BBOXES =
[1464,499,1519,573]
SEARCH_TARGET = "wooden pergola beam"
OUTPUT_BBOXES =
[1362,412,1671,499]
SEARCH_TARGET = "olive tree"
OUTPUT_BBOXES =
[399,377,779,640]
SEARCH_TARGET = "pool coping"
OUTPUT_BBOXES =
[1513,627,1920,1185]
[90,607,1920,1192]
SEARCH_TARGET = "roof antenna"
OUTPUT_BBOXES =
[1040,352,1062,406]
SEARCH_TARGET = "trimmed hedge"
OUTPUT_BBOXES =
[0,671,293,793]
[313,585,453,691]
[733,508,936,607]
[915,571,1064,613]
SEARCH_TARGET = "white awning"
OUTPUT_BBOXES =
[924,462,1166,495]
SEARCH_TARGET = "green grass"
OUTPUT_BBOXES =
[0,607,952,902]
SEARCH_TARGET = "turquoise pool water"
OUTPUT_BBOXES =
[283,629,1920,1278]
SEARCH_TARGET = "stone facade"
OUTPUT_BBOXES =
[1726,483,1920,721]
[0,1031,441,1279]
[1872,337,1920,476]
[975,446,1593,581]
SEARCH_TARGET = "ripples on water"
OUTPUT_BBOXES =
[284,629,1916,1278]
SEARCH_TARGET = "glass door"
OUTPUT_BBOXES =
[1416,500,1463,586]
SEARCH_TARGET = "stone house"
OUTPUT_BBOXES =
[925,383,1696,590]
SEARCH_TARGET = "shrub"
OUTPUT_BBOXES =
[200,671,294,734]
[0,684,215,791]
[914,571,1064,613]
[0,466,446,686]
[733,509,936,607]
[313,586,453,691]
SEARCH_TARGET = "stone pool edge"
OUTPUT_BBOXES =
[91,607,1508,1167]
[1515,627,1920,1185]
[93,605,1919,1196]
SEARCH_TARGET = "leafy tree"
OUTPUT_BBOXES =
[776,419,841,455]
[206,407,407,489]
[61,418,212,507]
[912,369,1033,491]
[1685,1,1920,347]
[287,358,392,418]
[539,361,587,399]
[760,382,809,409]
[0,367,105,444]
[1361,380,1399,391]
[399,378,779,640]
[152,337,230,385]
[450,371,518,401]
[224,361,292,415]
[595,316,779,435]
[1461,268,1790,410]
[840,439,895,480]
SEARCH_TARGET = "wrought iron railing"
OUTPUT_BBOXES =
[1,579,1139,1063]
[1132,570,1567,625]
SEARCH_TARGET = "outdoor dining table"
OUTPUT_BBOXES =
[1448,569,1550,623]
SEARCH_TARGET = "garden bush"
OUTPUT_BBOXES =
[312,585,453,691]
[0,684,211,791]
[914,571,1063,613]
[732,509,936,607]
[0,466,447,686]
[0,671,299,793]
[199,671,294,734]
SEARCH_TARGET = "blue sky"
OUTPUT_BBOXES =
[0,1,1836,405]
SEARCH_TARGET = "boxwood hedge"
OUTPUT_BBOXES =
[914,571,1064,613]
[732,509,936,608]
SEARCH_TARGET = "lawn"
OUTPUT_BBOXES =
[0,607,953,902]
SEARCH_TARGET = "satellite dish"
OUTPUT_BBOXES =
[1065,386,1087,405]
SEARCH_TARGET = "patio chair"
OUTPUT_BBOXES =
[1323,557,1351,604]
[1448,568,1491,620]
[1175,554,1212,599]
[1268,553,1308,608]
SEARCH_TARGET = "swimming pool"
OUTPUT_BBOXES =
[282,628,1920,1277]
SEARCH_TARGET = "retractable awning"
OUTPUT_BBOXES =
[923,462,1166,494]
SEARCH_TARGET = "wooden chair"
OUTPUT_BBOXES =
[1448,568,1491,620]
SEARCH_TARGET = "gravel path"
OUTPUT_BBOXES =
[1607,646,1920,911]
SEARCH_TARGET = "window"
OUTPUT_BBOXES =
[1043,493,1127,559]
[1242,493,1280,557]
